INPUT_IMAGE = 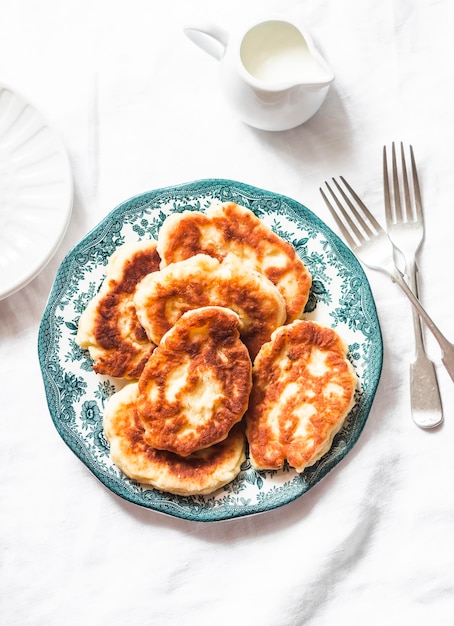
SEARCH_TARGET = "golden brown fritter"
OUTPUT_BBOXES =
[134,253,287,359]
[76,240,160,379]
[103,382,246,496]
[246,320,357,473]
[137,306,252,457]
[157,201,312,322]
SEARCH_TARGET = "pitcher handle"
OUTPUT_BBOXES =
[184,23,229,61]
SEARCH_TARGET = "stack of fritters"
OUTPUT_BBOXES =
[77,200,357,495]
[103,306,250,495]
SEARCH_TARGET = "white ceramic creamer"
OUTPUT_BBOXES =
[184,18,335,131]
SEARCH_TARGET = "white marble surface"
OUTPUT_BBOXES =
[1,1,453,624]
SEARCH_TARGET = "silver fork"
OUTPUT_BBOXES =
[320,177,454,386]
[383,142,443,428]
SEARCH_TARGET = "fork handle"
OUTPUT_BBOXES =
[406,260,443,427]
[393,268,454,382]
[408,261,427,358]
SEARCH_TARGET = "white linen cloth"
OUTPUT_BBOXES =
[1,0,453,624]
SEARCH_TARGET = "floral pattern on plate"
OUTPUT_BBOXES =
[38,179,383,522]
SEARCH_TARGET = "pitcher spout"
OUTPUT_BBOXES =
[293,44,335,88]
[291,64,334,89]
[239,19,334,91]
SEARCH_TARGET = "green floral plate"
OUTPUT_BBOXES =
[38,179,383,522]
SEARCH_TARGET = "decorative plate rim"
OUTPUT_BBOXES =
[38,178,383,522]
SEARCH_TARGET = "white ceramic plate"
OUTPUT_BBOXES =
[0,84,73,300]
[38,180,383,522]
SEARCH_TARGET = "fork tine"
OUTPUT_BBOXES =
[337,176,384,235]
[320,184,357,249]
[383,146,393,224]
[409,144,424,222]
[330,179,367,241]
[400,142,412,222]
[385,142,424,225]
[320,177,383,248]
[391,141,404,223]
